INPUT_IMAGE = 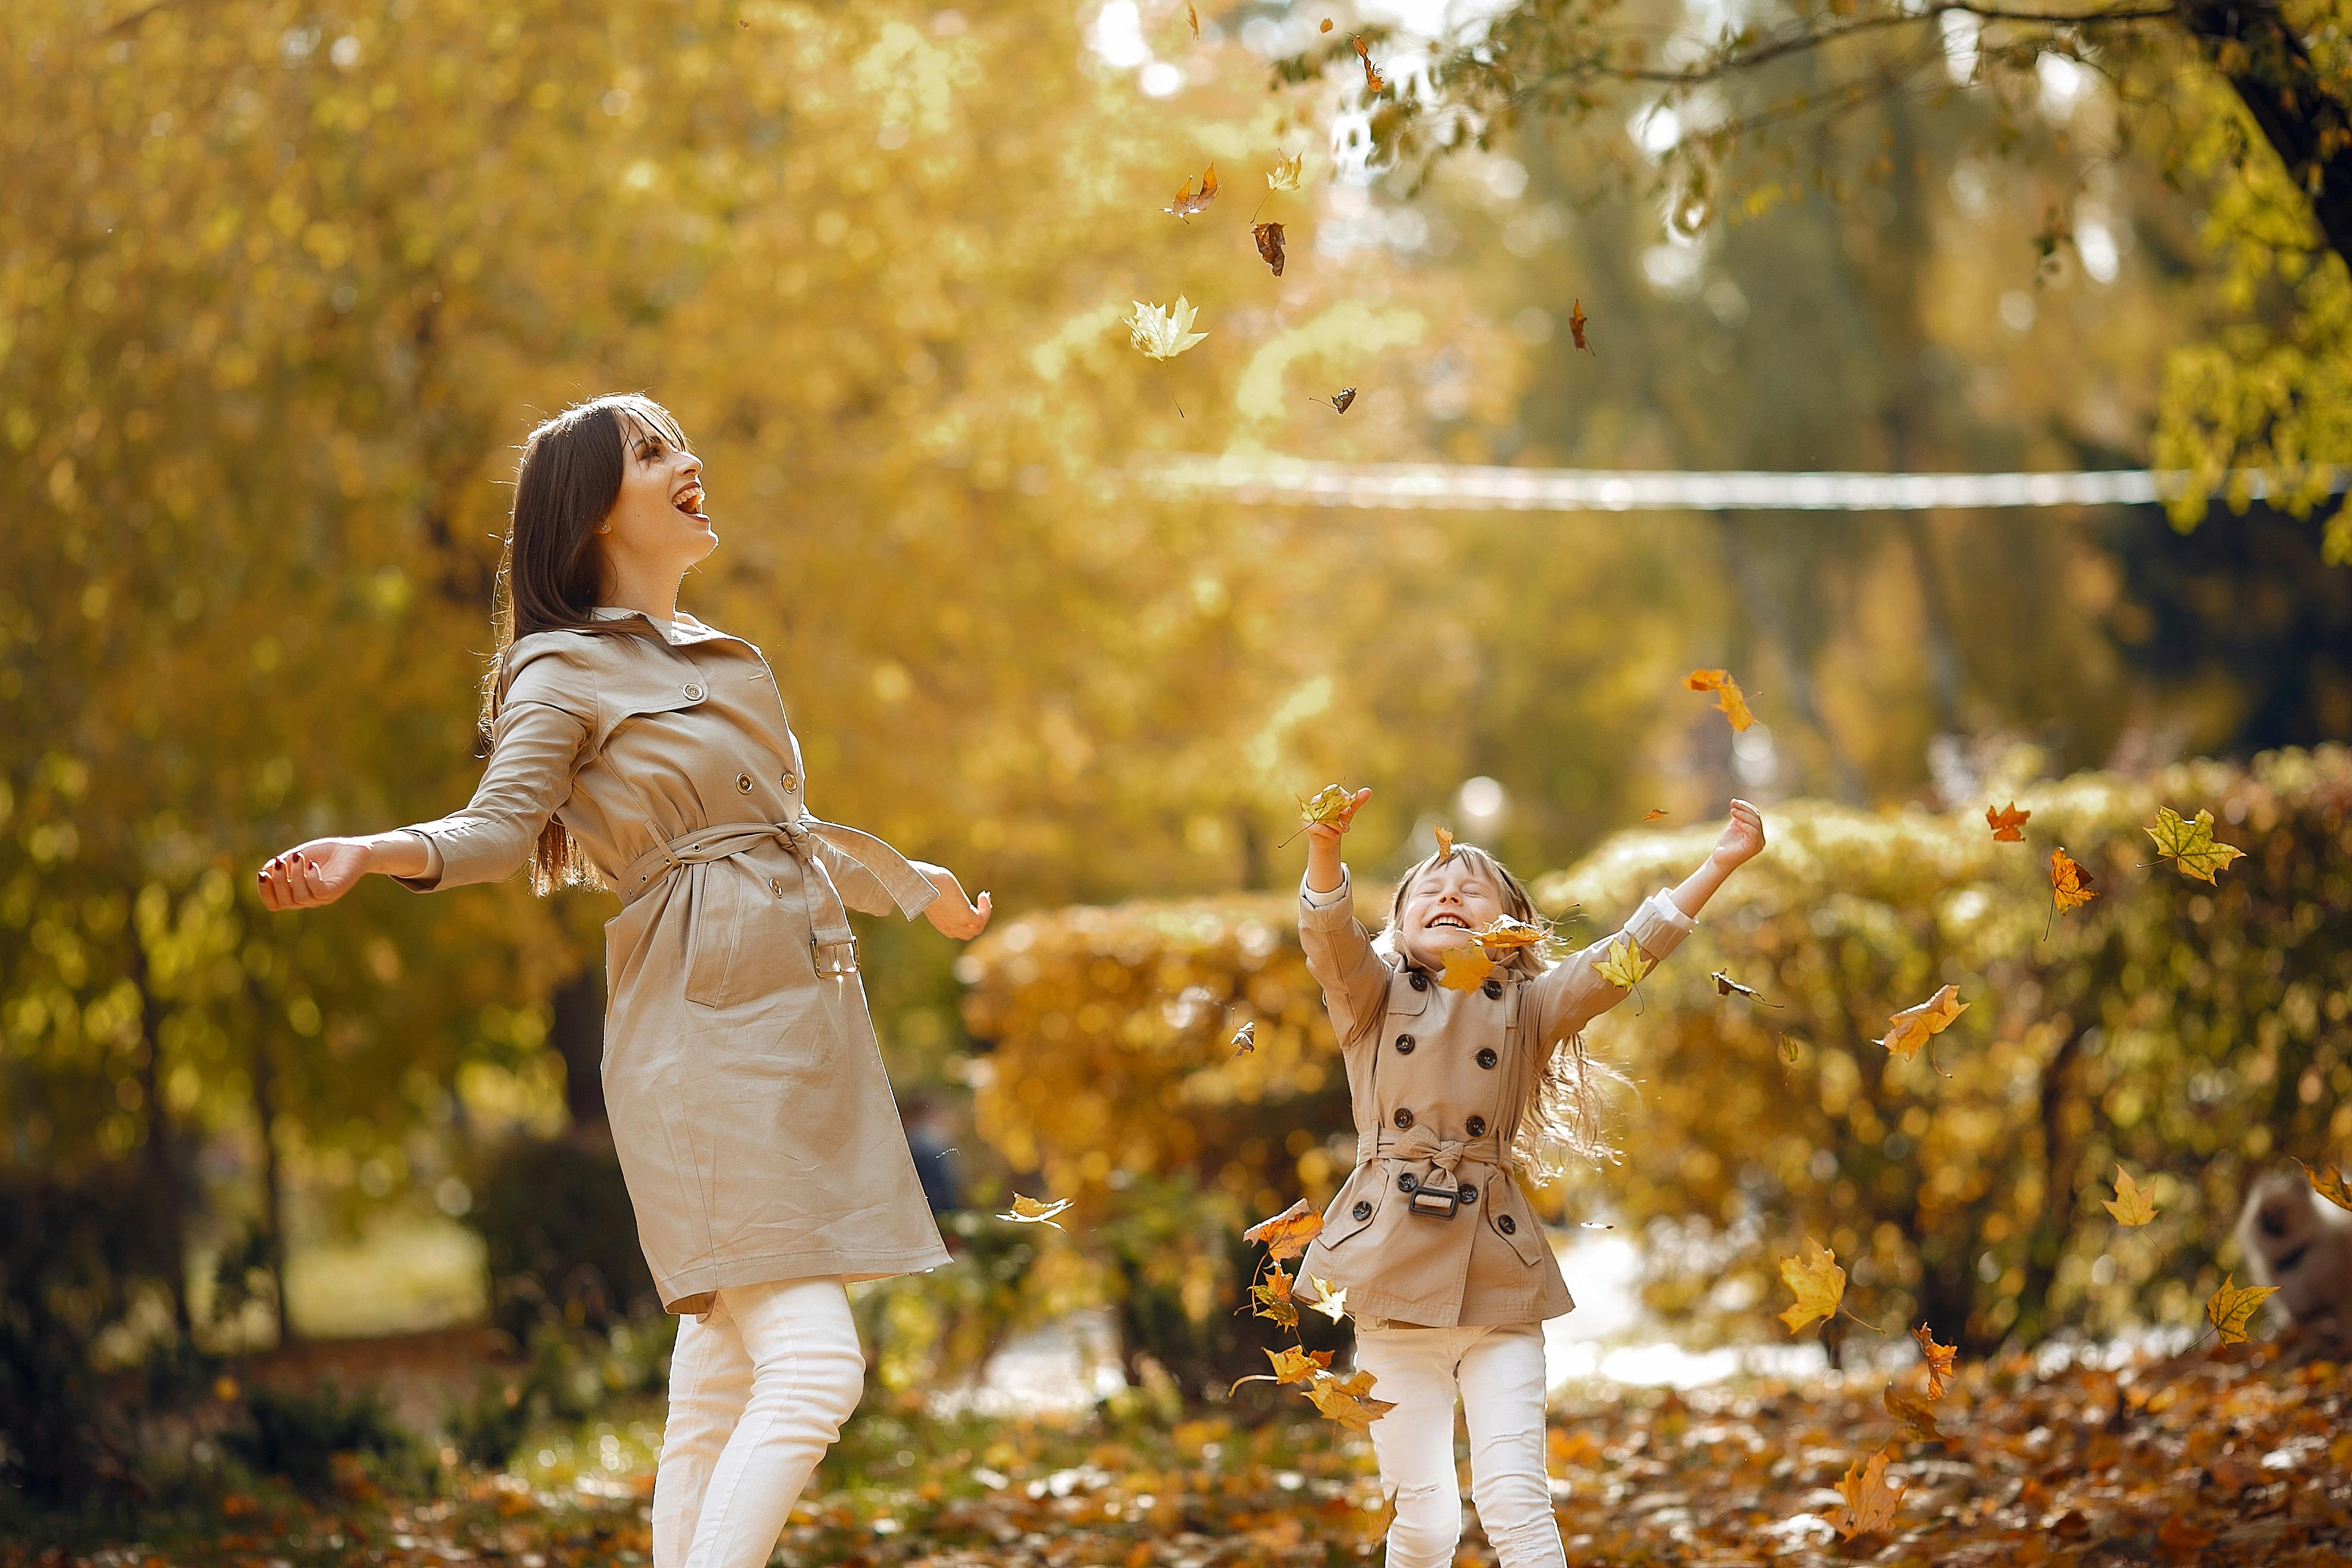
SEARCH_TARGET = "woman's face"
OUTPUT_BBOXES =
[1396,858,1505,970]
[599,410,715,580]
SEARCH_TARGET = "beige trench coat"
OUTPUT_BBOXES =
[395,607,951,1314]
[1294,872,1696,1326]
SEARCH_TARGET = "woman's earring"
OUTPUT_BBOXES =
[598,524,611,533]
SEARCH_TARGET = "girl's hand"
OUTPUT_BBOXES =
[1711,799,1766,870]
[918,863,992,940]
[257,837,372,912]
[1305,786,1373,845]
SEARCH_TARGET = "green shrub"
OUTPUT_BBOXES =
[464,1131,657,1341]
[225,1379,411,1490]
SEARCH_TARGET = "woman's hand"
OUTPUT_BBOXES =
[1711,798,1766,870]
[257,837,374,912]
[917,863,992,940]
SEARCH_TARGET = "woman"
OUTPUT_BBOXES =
[257,393,990,1568]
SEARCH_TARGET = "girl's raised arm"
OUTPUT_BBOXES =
[1298,786,1390,1048]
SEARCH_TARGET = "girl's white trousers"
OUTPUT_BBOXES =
[1354,1320,1566,1568]
[651,1276,864,1568]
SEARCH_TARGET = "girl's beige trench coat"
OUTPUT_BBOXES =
[394,608,951,1315]
[1292,872,1697,1328]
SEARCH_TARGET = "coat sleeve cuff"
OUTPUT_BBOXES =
[1626,887,1697,956]
[1300,867,1354,916]
[388,829,448,892]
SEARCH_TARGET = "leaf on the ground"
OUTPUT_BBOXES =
[2204,1274,2279,1346]
[1883,1384,1945,1441]
[2103,1165,2157,1226]
[998,1194,1072,1228]
[2147,805,2245,884]
[1304,1275,1348,1322]
[1828,1446,1904,1541]
[1243,1199,1324,1260]
[1307,1367,1396,1429]
[1164,163,1219,219]
[1595,934,1652,991]
[2050,847,2097,913]
[1472,914,1548,952]
[1879,984,1965,1061]
[1986,801,2030,842]
[1642,807,1668,820]
[1433,823,1455,862]
[1912,1324,1956,1399]
[1683,667,1755,732]
[1248,1266,1297,1329]
[1298,783,1355,827]
[1711,969,1781,1006]
[1569,298,1592,353]
[1127,296,1207,359]
[1439,944,1497,992]
[1252,222,1285,276]
[1351,35,1383,94]
[2299,1158,2352,1213]
[1266,151,1304,190]
[2157,1515,2217,1553]
[1778,1236,1846,1335]
[1229,1020,1256,1057]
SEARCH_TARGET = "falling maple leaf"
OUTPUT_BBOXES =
[1986,801,2031,842]
[1569,298,1592,353]
[998,1194,1072,1228]
[2147,805,2246,883]
[1251,221,1286,276]
[1828,1447,1905,1541]
[1882,1384,1945,1442]
[2050,847,2097,914]
[1351,35,1383,94]
[1439,944,1497,992]
[1164,163,1219,220]
[2204,1274,2280,1346]
[1266,151,1304,191]
[1127,296,1208,359]
[1243,1198,1324,1260]
[1879,984,1965,1061]
[1711,970,1782,1006]
[1911,1324,1956,1399]
[1777,1034,1801,1064]
[1320,17,1333,31]
[1472,915,1548,952]
[1778,1236,1846,1335]
[1186,1,1199,40]
[2103,1165,2157,1226]
[1595,934,1653,991]
[1433,823,1455,862]
[1304,1275,1348,1322]
[1266,1343,1330,1384]
[1683,668,1756,732]
[1229,1020,1256,1057]
[1248,1266,1297,1329]
[1642,807,1668,821]
[1317,385,1357,413]
[2297,1158,2352,1213]
[1305,1367,1396,1429]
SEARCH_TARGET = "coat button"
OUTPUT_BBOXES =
[1353,1200,1373,1221]
[1394,1033,1415,1054]
[1481,977,1503,999]
[735,772,753,794]
[780,770,798,792]
[1458,1184,1477,1205]
[1392,1107,1414,1129]
[1497,1215,1517,1235]
[1465,1115,1487,1137]
[1397,1172,1419,1193]
[684,683,704,700]
[1408,970,1429,992]
[1476,1048,1499,1070]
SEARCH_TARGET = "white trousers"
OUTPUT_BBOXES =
[1354,1321,1566,1568]
[651,1276,865,1568]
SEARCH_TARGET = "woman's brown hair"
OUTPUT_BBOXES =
[481,393,690,893]
[1378,844,1626,1173]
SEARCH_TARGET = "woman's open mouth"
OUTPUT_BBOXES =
[674,482,707,519]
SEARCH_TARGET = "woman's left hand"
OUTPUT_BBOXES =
[918,863,992,939]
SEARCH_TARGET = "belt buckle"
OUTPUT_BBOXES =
[813,935,859,978]
[1408,1181,1460,1220]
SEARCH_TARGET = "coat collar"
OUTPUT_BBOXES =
[587,604,734,649]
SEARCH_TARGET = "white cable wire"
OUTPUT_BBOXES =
[1133,455,2344,512]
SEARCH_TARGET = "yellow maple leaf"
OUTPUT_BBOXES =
[1298,783,1357,828]
[2050,847,2097,913]
[2204,1273,2280,1346]
[1828,1446,1905,1541]
[1305,1367,1396,1430]
[1594,934,1652,991]
[1126,295,1208,358]
[1265,151,1304,191]
[1911,1324,1956,1399]
[2298,1158,2352,1213]
[1879,984,1966,1061]
[2103,1165,2157,1226]
[2147,805,2246,884]
[998,1194,1072,1228]
[1266,1343,1330,1385]
[1882,1384,1944,1441]
[1248,1267,1297,1330]
[1439,944,1497,992]
[1433,823,1455,862]
[1471,914,1549,953]
[1683,668,1756,732]
[1778,1236,1847,1335]
[1242,1198,1324,1260]
[1304,1275,1348,1322]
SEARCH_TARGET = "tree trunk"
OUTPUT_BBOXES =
[126,931,189,1338]
[2177,0,2352,273]
[549,963,608,1131]
[247,983,293,1346]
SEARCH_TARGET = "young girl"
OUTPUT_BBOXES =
[1294,788,1765,1568]
[255,394,991,1568]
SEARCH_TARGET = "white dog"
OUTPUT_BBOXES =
[2234,1168,2352,1360]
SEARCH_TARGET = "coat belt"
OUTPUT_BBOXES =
[1356,1126,1504,1177]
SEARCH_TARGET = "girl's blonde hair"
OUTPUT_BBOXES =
[1377,843,1625,1173]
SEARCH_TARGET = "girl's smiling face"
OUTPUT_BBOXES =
[1396,856,1505,970]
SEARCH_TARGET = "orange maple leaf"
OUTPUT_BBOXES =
[1351,35,1384,94]
[1242,1199,1323,1260]
[1683,668,1756,732]
[1911,1324,1956,1399]
[1165,163,1218,220]
[1569,298,1592,353]
[2050,847,2097,914]
[1986,801,2030,842]
[1828,1446,1905,1540]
